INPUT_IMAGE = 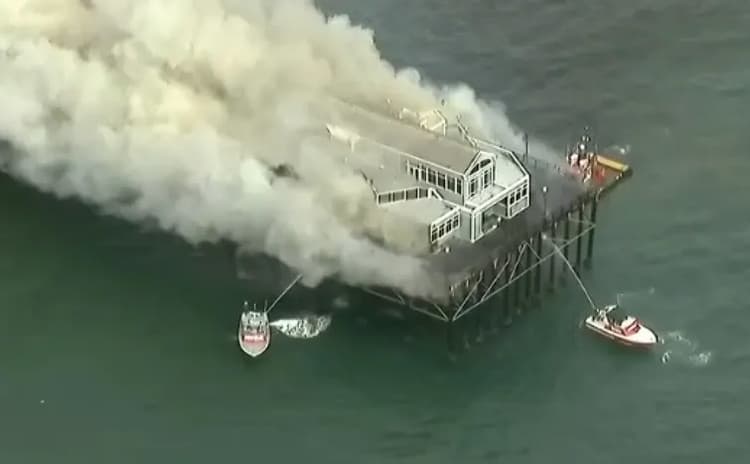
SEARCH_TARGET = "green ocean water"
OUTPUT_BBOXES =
[2,0,750,462]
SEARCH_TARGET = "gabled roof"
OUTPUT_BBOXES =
[326,99,481,174]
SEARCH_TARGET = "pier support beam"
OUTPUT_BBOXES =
[574,204,585,274]
[548,221,557,293]
[460,313,470,351]
[534,230,543,300]
[585,195,598,268]
[525,240,533,305]
[503,250,514,325]
[471,306,483,344]
[517,246,527,314]
[473,272,489,342]
[446,322,456,357]
[561,214,571,286]
[486,261,500,333]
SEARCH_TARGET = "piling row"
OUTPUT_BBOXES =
[446,193,600,354]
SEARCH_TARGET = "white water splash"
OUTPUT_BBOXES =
[270,314,332,339]
[660,331,713,367]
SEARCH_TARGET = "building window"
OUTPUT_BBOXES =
[507,184,527,206]
[483,169,492,188]
[429,211,461,244]
[469,158,491,174]
[406,160,467,196]
[427,169,436,185]
[469,178,478,197]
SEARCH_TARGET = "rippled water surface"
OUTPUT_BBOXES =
[2,1,749,462]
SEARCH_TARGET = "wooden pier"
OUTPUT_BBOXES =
[361,148,633,354]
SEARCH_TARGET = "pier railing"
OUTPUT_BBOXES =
[522,154,581,181]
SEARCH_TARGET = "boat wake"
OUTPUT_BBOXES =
[270,314,332,339]
[659,331,713,367]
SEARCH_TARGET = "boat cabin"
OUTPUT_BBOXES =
[601,307,641,335]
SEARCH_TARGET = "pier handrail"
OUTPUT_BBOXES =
[523,154,581,181]
[455,115,479,149]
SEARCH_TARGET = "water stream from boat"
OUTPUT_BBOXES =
[265,274,304,314]
[541,234,598,313]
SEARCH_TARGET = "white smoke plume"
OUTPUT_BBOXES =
[0,0,556,301]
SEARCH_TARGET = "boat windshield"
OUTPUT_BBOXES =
[607,306,627,324]
[623,319,640,334]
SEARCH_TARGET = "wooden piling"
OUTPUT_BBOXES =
[585,195,598,268]
[525,238,533,304]
[574,203,585,273]
[548,221,557,293]
[562,213,571,285]
[534,229,543,299]
[503,250,512,326]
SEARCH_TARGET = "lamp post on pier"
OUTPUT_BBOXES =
[523,132,529,163]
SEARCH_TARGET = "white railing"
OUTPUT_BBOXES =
[376,186,431,205]
[398,107,448,136]
[455,115,479,148]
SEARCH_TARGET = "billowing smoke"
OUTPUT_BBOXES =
[0,0,557,301]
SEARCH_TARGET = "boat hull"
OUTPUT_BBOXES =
[238,333,270,357]
[238,311,271,357]
[584,317,657,348]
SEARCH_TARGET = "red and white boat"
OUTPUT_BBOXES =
[584,304,658,348]
[238,302,271,357]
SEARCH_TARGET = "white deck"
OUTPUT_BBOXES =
[340,138,421,192]
[494,155,527,189]
[380,197,453,225]
[326,99,480,173]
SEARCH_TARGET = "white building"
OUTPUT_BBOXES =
[324,98,530,252]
